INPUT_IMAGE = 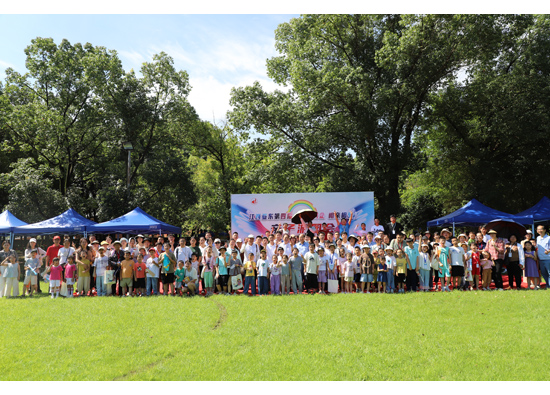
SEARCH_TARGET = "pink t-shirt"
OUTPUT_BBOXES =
[49,265,63,281]
[65,264,76,279]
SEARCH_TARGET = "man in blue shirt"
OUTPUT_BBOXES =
[536,225,550,289]
[404,238,419,292]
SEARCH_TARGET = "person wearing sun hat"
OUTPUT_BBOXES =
[346,234,358,253]
[484,230,506,291]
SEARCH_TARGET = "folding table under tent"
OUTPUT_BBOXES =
[426,199,524,234]
[0,210,29,246]
[14,208,97,237]
[87,207,181,235]
[513,196,550,233]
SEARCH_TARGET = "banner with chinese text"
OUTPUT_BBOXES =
[231,192,374,237]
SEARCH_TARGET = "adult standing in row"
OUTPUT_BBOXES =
[0,241,18,298]
[25,238,46,293]
[385,215,403,241]
[484,230,505,291]
[506,235,524,290]
[536,225,550,289]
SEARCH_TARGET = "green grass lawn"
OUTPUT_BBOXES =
[1,283,549,380]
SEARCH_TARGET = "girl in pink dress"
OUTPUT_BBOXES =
[47,257,63,299]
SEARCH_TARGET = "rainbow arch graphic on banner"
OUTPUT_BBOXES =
[287,200,317,215]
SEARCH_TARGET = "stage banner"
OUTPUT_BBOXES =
[231,192,374,237]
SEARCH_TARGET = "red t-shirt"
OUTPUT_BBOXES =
[471,251,480,275]
[46,244,62,265]
[134,262,147,278]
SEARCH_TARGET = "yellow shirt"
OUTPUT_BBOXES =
[244,261,256,277]
[396,257,407,274]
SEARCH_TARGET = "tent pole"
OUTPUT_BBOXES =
[10,232,14,246]
[452,222,455,237]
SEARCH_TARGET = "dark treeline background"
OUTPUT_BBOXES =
[2,14,550,233]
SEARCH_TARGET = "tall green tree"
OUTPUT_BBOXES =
[406,14,550,218]
[229,14,532,219]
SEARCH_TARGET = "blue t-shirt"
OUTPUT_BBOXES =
[216,257,228,276]
[339,223,350,235]
[404,246,419,270]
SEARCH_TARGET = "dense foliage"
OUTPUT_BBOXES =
[2,14,550,232]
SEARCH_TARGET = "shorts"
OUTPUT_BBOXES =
[120,277,133,288]
[66,278,74,285]
[50,280,60,288]
[176,281,182,289]
[24,275,38,286]
[396,273,406,284]
[354,273,361,283]
[439,266,450,278]
[135,278,146,288]
[161,273,175,284]
[451,266,464,277]
[219,274,229,287]
[317,270,327,282]
[345,276,354,282]
[360,274,373,283]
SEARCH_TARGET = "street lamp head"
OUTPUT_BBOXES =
[122,141,134,151]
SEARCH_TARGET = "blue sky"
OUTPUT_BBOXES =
[0,14,297,122]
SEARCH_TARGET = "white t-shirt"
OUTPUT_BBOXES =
[278,242,292,257]
[352,255,361,273]
[266,243,278,262]
[146,257,159,278]
[327,253,338,271]
[175,246,192,264]
[93,256,109,276]
[269,262,281,275]
[318,255,328,271]
[419,252,431,270]
[449,246,464,266]
[58,247,75,265]
[483,234,491,243]
[184,267,198,282]
[257,258,269,276]
[385,255,396,271]
[371,225,385,233]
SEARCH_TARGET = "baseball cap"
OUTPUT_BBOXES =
[53,236,61,240]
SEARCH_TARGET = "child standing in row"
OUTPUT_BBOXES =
[175,260,186,296]
[229,250,242,295]
[377,251,388,293]
[269,255,281,295]
[344,252,355,294]
[280,254,291,295]
[201,250,215,296]
[243,253,256,296]
[317,247,328,293]
[480,251,494,290]
[395,249,407,293]
[65,256,77,298]
[134,254,147,296]
[47,257,63,299]
[418,244,431,292]
[523,241,539,289]
[438,238,451,292]
[360,246,374,293]
[23,249,40,296]
[76,251,90,296]
[384,247,396,293]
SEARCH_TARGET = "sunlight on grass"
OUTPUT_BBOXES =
[1,290,549,380]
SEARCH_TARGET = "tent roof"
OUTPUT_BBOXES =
[0,210,28,233]
[88,207,181,234]
[427,199,520,227]
[514,196,550,224]
[15,208,97,234]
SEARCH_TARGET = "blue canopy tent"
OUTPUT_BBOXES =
[88,207,181,234]
[514,196,550,233]
[426,199,521,234]
[0,210,29,246]
[15,208,97,237]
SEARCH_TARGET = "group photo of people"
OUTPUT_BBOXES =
[1,214,548,299]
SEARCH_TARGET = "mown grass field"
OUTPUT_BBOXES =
[1,282,549,380]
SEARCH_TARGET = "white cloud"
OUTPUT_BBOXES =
[118,50,146,69]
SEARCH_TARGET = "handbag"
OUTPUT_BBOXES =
[231,274,243,290]
[59,282,68,297]
[104,270,115,285]
[327,279,339,293]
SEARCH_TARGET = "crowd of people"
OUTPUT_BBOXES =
[1,215,549,299]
